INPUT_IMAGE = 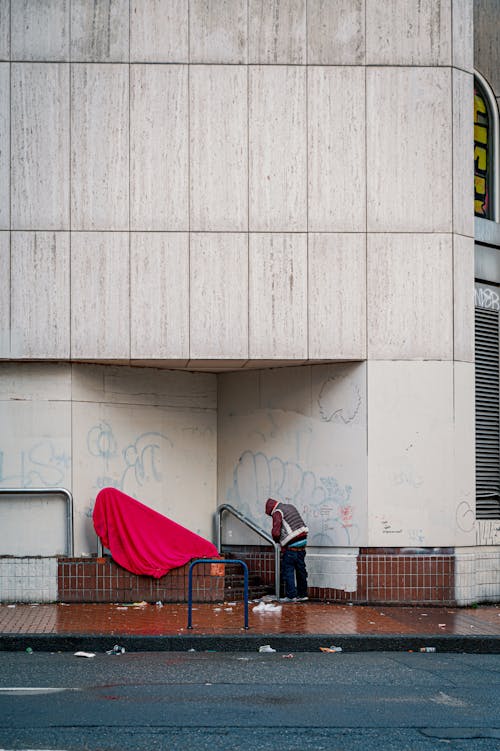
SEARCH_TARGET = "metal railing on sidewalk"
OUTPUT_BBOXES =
[0,487,74,556]
[215,503,280,600]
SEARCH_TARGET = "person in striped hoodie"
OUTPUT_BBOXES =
[265,498,309,603]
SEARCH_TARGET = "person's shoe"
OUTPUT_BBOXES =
[279,597,297,603]
[296,596,309,601]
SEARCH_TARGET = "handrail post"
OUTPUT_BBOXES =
[0,487,74,556]
[216,503,281,602]
[187,558,249,630]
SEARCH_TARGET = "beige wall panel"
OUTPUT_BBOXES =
[454,234,475,363]
[190,0,247,63]
[11,0,69,61]
[249,0,306,64]
[366,0,451,65]
[453,361,476,546]
[367,234,453,360]
[190,66,247,232]
[71,64,128,230]
[217,362,367,547]
[131,65,188,231]
[308,66,365,232]
[0,362,71,401]
[0,63,8,229]
[130,0,188,62]
[308,233,366,360]
[72,396,217,554]
[11,232,70,358]
[259,365,311,415]
[453,69,474,238]
[71,232,129,359]
[71,0,129,61]
[130,233,189,359]
[367,67,452,232]
[367,361,455,547]
[71,364,216,409]
[249,67,306,231]
[307,0,364,65]
[190,233,248,359]
[474,0,500,96]
[0,398,71,490]
[453,0,473,72]
[249,233,307,359]
[0,0,9,60]
[11,63,69,230]
[0,232,9,356]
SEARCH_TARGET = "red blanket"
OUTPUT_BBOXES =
[93,487,219,578]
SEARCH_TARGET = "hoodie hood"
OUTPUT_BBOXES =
[265,498,278,516]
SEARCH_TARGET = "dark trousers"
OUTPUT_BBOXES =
[282,548,308,598]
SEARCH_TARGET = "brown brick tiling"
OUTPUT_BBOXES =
[57,548,456,605]
[58,558,224,603]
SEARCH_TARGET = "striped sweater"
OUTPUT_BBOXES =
[265,499,308,548]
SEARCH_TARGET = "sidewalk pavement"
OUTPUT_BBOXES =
[1,601,500,654]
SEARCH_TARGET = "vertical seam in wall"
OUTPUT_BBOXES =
[305,0,309,362]
[69,0,73,502]
[8,0,11,355]
[247,0,250,362]
[69,0,72,362]
[188,0,191,360]
[128,0,131,363]
[451,67,455,367]
[364,40,369,462]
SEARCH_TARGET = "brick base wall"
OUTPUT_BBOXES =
[58,558,224,603]
[222,545,456,605]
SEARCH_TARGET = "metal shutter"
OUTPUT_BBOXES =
[475,307,500,518]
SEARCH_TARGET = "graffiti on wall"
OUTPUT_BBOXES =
[227,449,357,545]
[0,441,70,488]
[317,374,362,424]
[87,421,173,495]
[475,285,500,311]
[474,86,491,218]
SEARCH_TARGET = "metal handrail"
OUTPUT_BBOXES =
[216,503,280,600]
[0,487,74,556]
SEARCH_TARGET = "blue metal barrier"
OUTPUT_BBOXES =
[187,558,249,630]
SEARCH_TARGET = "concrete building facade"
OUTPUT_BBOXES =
[0,0,498,605]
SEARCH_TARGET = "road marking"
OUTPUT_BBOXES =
[0,687,79,695]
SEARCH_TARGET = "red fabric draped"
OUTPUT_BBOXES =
[93,487,219,578]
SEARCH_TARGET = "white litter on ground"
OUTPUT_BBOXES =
[252,601,282,614]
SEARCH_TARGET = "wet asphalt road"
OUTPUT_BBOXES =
[0,650,499,750]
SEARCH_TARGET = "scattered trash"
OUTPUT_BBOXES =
[156,601,163,607]
[74,651,96,658]
[106,644,125,655]
[224,607,233,612]
[132,601,148,608]
[25,647,33,654]
[420,647,437,653]
[438,623,446,628]
[320,646,343,653]
[258,645,276,653]
[115,606,128,610]
[282,653,294,659]
[213,607,222,612]
[252,601,282,614]
[7,604,15,608]
[188,648,196,652]
[227,602,237,606]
